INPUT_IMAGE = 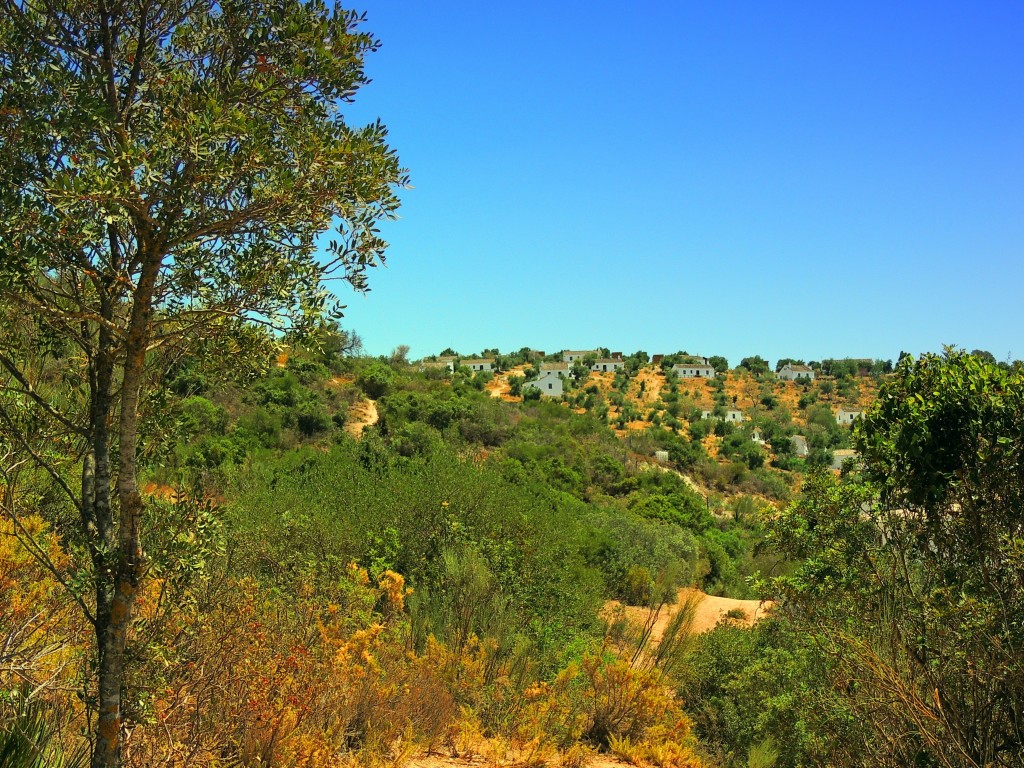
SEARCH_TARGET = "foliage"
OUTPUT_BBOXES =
[708,356,730,374]
[357,361,397,399]
[0,696,89,768]
[680,617,870,768]
[767,349,1024,767]
[738,357,770,376]
[0,2,406,763]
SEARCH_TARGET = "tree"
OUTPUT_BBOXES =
[707,355,729,374]
[767,349,1024,767]
[739,356,769,376]
[388,344,411,366]
[0,3,405,766]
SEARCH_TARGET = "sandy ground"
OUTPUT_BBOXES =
[631,367,665,406]
[486,365,529,402]
[345,398,379,438]
[608,587,771,641]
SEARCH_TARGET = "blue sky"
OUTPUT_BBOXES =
[334,1,1023,366]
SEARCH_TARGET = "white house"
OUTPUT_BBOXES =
[563,349,598,364]
[437,355,458,372]
[701,408,745,423]
[836,408,862,426]
[539,361,570,376]
[524,363,566,397]
[461,358,494,373]
[591,358,625,373]
[673,359,716,378]
[791,435,809,457]
[778,363,815,381]
[751,428,766,445]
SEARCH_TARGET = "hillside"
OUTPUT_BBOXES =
[1,337,920,768]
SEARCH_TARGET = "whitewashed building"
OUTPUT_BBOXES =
[701,408,746,423]
[778,363,815,381]
[673,358,716,378]
[524,372,563,396]
[836,408,862,426]
[563,349,598,364]
[791,435,809,457]
[591,358,625,373]
[524,363,566,397]
[462,358,494,373]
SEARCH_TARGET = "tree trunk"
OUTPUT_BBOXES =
[91,257,160,768]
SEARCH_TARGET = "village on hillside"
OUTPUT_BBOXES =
[416,347,884,475]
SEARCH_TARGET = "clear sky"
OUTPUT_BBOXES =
[332,1,1023,366]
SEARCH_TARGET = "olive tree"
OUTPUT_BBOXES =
[0,2,405,765]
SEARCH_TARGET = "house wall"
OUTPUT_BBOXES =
[779,365,815,381]
[836,409,861,425]
[563,351,596,363]
[525,371,563,397]
[673,364,715,378]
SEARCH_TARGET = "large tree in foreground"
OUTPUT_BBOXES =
[768,350,1024,767]
[0,1,405,765]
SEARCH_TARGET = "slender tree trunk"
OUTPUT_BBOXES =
[90,297,123,768]
[91,256,160,768]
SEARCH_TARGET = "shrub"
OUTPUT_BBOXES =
[357,362,396,399]
[295,401,332,437]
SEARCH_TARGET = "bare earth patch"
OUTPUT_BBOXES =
[607,587,772,642]
[345,398,379,438]
[487,364,529,402]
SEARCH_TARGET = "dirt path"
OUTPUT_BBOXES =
[345,398,379,438]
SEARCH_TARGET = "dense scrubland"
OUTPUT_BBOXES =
[5,325,1023,767]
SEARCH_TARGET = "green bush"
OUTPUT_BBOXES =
[358,362,396,399]
[296,401,332,437]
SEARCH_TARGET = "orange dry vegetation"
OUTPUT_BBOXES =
[631,367,666,406]
[1,519,712,768]
[487,364,529,403]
